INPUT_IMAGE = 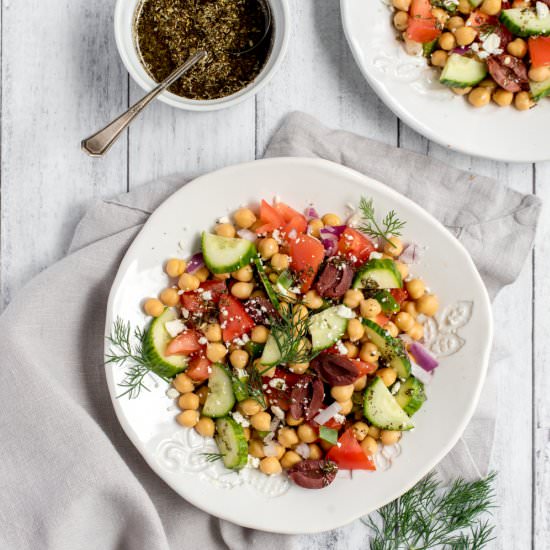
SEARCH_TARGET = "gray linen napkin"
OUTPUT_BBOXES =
[0,112,540,550]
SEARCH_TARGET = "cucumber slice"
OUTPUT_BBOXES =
[423,39,437,57]
[308,306,350,352]
[353,259,402,290]
[364,377,413,431]
[244,340,265,360]
[440,54,487,88]
[202,364,236,418]
[395,376,427,416]
[530,75,550,101]
[142,308,188,378]
[500,8,550,37]
[260,334,282,366]
[230,371,249,402]
[361,319,411,379]
[215,417,248,470]
[201,232,256,274]
[253,257,281,310]
[275,269,295,299]
[373,290,400,314]
[469,0,483,6]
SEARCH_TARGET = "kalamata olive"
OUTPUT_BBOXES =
[486,54,528,93]
[315,259,354,299]
[311,354,359,386]
[288,459,338,489]
[289,375,325,420]
[244,296,277,325]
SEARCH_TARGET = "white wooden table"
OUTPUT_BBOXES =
[1,1,548,548]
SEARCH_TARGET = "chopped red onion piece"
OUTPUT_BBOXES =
[321,225,347,237]
[186,252,204,274]
[263,440,279,456]
[399,243,424,265]
[409,342,439,372]
[237,228,257,242]
[304,206,320,220]
[313,401,342,425]
[319,228,339,256]
[411,362,433,385]
[295,442,311,459]
[452,46,471,55]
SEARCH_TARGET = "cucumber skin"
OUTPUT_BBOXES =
[374,290,400,314]
[201,232,257,274]
[530,76,550,101]
[215,417,249,470]
[423,39,437,57]
[363,377,413,431]
[202,364,236,418]
[141,309,188,378]
[253,257,281,310]
[500,9,550,37]
[395,377,427,416]
[308,306,349,352]
[440,54,487,88]
[352,259,403,290]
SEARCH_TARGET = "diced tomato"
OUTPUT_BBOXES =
[354,359,378,377]
[180,292,206,314]
[274,202,303,222]
[186,353,211,381]
[390,288,409,305]
[337,227,375,266]
[529,37,550,68]
[375,313,390,327]
[283,215,308,238]
[466,10,495,29]
[180,280,227,313]
[219,294,255,343]
[256,200,285,234]
[288,234,325,292]
[406,0,441,43]
[199,280,227,302]
[165,329,203,356]
[327,429,376,470]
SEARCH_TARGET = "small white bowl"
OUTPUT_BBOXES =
[114,0,290,111]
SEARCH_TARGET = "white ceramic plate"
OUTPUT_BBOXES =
[341,0,550,163]
[105,157,493,534]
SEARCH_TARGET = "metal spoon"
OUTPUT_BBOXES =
[82,0,272,158]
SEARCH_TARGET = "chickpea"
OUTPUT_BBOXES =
[480,0,502,15]
[144,298,164,317]
[249,439,266,458]
[330,384,355,402]
[304,289,324,309]
[173,373,194,394]
[377,367,398,387]
[360,298,382,319]
[293,304,309,323]
[383,237,403,257]
[288,362,310,374]
[308,444,323,460]
[438,32,456,51]
[493,88,514,107]
[406,278,426,300]
[234,207,257,229]
[344,289,363,309]
[430,50,448,68]
[361,436,379,457]
[350,422,369,442]
[454,25,477,46]
[178,392,199,410]
[402,301,418,318]
[268,272,278,284]
[308,218,324,238]
[386,321,399,338]
[431,7,449,26]
[178,273,200,292]
[260,456,282,475]
[251,411,271,432]
[159,287,179,307]
[251,289,266,299]
[458,0,471,13]
[395,311,415,332]
[394,261,409,280]
[231,264,253,282]
[273,442,286,460]
[360,342,380,363]
[416,294,439,316]
[165,258,186,278]
[452,86,472,96]
[478,78,498,91]
[512,0,530,6]
[529,65,550,83]
[446,15,465,30]
[230,349,249,370]
[214,273,230,281]
[297,423,318,444]
[322,213,341,226]
[258,238,279,260]
[354,375,368,391]
[204,323,222,343]
[320,439,335,452]
[251,325,269,344]
[380,430,402,446]
[215,223,236,238]
[195,417,215,437]
[468,87,491,108]
[515,91,534,111]
[393,11,409,31]
[338,399,354,415]
[392,0,411,9]
[407,322,425,341]
[206,342,228,363]
[271,253,290,271]
[196,385,209,405]
[239,398,263,416]
[242,427,251,441]
[278,427,299,448]
[194,266,210,282]
[176,409,200,428]
[231,282,254,300]
[346,318,365,342]
[280,450,302,469]
[507,38,527,58]
[286,411,303,426]
[344,341,359,359]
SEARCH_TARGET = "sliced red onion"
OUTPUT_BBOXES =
[321,225,347,237]
[295,442,311,459]
[452,46,471,55]
[304,206,320,220]
[313,401,342,426]
[237,228,257,242]
[263,440,279,456]
[409,342,439,372]
[399,243,424,265]
[186,252,204,274]
[411,362,433,385]
[319,229,339,257]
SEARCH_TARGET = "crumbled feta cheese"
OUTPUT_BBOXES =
[268,378,287,391]
[288,229,297,240]
[181,308,190,319]
[271,405,285,420]
[218,216,230,224]
[166,387,180,399]
[164,319,186,338]
[391,381,401,395]
[335,340,348,355]
[201,290,212,301]
[198,336,208,345]
[247,456,260,468]
[336,305,355,319]
[177,289,184,295]
[272,229,282,244]
[369,251,384,260]
[230,411,250,427]
[537,1,549,18]
[333,413,346,424]
[480,32,502,55]
[273,195,281,204]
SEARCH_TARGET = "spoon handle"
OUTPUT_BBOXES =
[81,50,208,158]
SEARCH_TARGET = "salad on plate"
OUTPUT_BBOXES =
[108,197,444,490]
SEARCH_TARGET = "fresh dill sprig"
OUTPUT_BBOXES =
[365,471,497,550]
[106,317,171,399]
[358,197,406,248]
[246,366,268,408]
[201,452,225,463]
